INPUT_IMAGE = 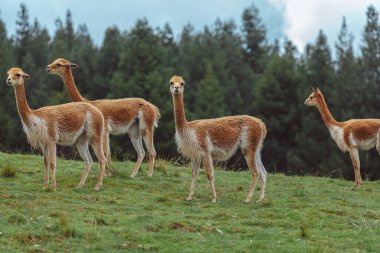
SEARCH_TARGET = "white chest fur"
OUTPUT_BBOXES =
[328,126,347,152]
[22,115,49,149]
[175,129,202,162]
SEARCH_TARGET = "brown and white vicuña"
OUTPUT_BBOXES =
[46,58,160,178]
[6,67,107,191]
[305,87,380,187]
[169,75,267,203]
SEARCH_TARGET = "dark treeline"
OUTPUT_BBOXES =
[0,4,380,180]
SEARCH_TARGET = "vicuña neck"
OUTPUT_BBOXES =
[172,93,187,131]
[61,70,86,102]
[14,83,32,126]
[317,96,338,127]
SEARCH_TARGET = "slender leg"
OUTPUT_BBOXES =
[242,148,260,203]
[186,159,200,201]
[91,139,106,191]
[76,140,93,189]
[129,125,145,178]
[349,148,362,187]
[143,130,156,177]
[103,130,113,176]
[48,143,57,192]
[202,154,216,203]
[257,151,267,201]
[42,146,50,190]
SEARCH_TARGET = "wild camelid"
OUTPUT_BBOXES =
[46,58,160,177]
[305,87,380,187]
[6,67,106,191]
[169,75,267,203]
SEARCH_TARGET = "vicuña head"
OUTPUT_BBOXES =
[169,75,185,95]
[46,58,78,76]
[6,67,30,86]
[304,87,323,107]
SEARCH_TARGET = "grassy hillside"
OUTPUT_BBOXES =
[0,152,379,253]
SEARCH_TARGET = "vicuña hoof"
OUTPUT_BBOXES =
[244,198,251,204]
[104,170,113,177]
[94,185,101,191]
[186,196,193,201]
[211,198,217,203]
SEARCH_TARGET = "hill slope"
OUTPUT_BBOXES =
[0,152,379,252]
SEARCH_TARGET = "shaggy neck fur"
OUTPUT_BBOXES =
[61,69,87,102]
[316,95,338,127]
[172,93,188,131]
[14,83,32,127]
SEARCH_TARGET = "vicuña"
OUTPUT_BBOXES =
[6,68,106,191]
[305,87,380,186]
[169,75,267,203]
[46,58,160,177]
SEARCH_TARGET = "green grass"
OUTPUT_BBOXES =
[0,152,379,253]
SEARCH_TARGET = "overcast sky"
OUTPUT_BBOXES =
[1,0,379,54]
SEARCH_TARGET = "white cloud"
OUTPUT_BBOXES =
[268,0,378,52]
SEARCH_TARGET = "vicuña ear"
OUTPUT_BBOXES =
[316,87,321,93]
[69,63,79,68]
[311,86,316,92]
[22,72,30,79]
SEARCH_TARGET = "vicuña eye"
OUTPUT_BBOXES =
[170,81,174,85]
[180,82,184,86]
[57,64,62,67]
[16,73,21,77]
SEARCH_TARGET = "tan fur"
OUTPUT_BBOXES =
[170,75,267,203]
[6,68,106,191]
[305,87,380,186]
[46,58,160,177]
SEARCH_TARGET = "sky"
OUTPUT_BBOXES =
[0,0,379,54]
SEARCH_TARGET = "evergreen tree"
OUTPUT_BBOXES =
[14,3,30,65]
[253,42,301,172]
[194,62,225,119]
[94,26,122,98]
[334,17,362,119]
[0,15,16,150]
[241,4,268,73]
[360,5,380,180]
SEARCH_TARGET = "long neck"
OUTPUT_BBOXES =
[316,96,338,127]
[14,84,32,126]
[172,93,187,131]
[61,70,86,102]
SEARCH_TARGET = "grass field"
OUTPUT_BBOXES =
[0,152,379,253]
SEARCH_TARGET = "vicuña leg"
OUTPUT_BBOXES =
[76,139,93,189]
[202,154,217,203]
[348,148,362,187]
[257,150,267,200]
[129,125,145,178]
[103,130,113,176]
[186,159,200,201]
[243,148,260,203]
[42,146,50,190]
[91,139,106,191]
[143,130,156,177]
[48,142,57,192]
